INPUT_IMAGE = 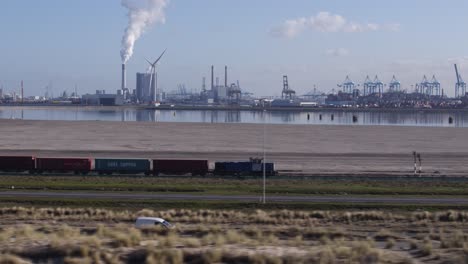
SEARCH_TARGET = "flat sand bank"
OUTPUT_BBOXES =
[0,119,466,175]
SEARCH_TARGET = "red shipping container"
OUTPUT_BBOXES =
[0,156,35,172]
[36,158,91,173]
[153,160,209,176]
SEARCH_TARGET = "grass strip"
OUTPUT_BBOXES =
[2,176,468,196]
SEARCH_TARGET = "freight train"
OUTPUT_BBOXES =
[0,156,276,177]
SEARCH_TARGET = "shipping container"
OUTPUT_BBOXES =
[36,157,91,174]
[0,156,35,172]
[153,160,209,176]
[95,158,151,175]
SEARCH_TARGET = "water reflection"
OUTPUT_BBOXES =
[226,111,241,123]
[0,107,467,127]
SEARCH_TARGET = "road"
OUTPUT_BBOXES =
[1,191,468,205]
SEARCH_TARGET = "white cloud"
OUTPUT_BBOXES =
[384,23,401,32]
[326,48,349,57]
[270,12,400,38]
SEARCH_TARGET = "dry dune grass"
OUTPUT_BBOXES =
[2,207,468,228]
[1,207,468,263]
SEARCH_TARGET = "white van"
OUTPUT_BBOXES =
[135,217,173,229]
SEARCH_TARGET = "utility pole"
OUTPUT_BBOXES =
[263,109,267,204]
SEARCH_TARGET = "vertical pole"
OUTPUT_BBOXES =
[263,109,266,204]
[21,81,24,104]
[417,154,422,177]
[211,65,214,90]
[225,66,228,88]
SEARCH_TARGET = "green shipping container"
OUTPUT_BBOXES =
[95,158,151,174]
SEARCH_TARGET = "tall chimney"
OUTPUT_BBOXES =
[225,66,228,87]
[121,64,126,90]
[211,65,214,90]
[21,80,24,104]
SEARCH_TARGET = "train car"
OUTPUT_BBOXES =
[214,162,251,175]
[153,160,209,176]
[95,158,151,175]
[214,159,276,176]
[0,156,35,173]
[36,157,91,174]
[252,162,275,176]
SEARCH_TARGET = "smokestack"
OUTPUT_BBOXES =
[21,81,24,104]
[211,65,214,90]
[121,64,126,90]
[225,66,228,87]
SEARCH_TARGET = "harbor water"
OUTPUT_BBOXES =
[0,106,466,127]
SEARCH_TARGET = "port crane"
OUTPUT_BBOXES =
[228,80,242,104]
[388,76,401,92]
[281,75,296,99]
[455,64,466,98]
[337,76,355,94]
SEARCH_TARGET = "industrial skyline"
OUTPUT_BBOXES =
[1,0,468,97]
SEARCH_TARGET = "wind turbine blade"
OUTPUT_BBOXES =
[153,49,167,65]
[146,58,154,66]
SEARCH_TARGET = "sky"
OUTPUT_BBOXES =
[1,0,468,97]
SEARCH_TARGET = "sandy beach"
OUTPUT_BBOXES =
[0,119,467,175]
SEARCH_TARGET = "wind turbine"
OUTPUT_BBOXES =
[146,49,167,103]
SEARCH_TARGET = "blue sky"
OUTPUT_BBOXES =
[1,0,468,97]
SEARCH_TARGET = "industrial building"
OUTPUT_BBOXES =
[198,65,242,104]
[82,90,124,106]
[136,73,155,103]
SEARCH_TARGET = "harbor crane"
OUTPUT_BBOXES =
[363,75,384,96]
[388,76,401,92]
[416,75,441,96]
[455,64,467,98]
[337,76,356,94]
[228,80,242,104]
[281,75,296,99]
[431,75,441,96]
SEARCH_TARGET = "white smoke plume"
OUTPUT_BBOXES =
[120,0,169,63]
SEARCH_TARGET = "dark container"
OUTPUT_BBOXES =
[36,157,91,173]
[214,162,252,175]
[264,163,276,176]
[153,160,209,176]
[95,158,151,174]
[215,161,276,176]
[251,162,275,175]
[0,156,35,172]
